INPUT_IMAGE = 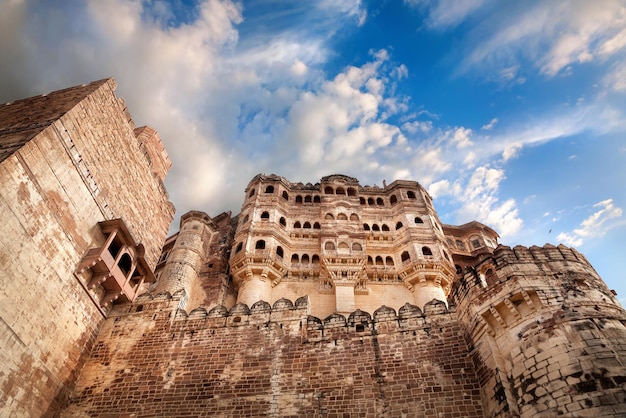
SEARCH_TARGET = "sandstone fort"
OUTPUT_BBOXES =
[1,79,626,417]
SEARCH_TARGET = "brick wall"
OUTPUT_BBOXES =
[64,294,483,417]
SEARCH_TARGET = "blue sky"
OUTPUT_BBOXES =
[0,0,625,301]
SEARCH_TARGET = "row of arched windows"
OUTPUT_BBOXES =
[323,241,363,251]
[363,217,424,232]
[367,255,395,266]
[291,253,320,264]
[248,184,423,208]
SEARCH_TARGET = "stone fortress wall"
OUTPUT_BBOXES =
[1,80,625,417]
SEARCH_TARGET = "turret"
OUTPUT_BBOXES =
[154,211,215,309]
[452,243,626,417]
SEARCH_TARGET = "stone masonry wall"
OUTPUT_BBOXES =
[64,293,484,417]
[0,80,173,417]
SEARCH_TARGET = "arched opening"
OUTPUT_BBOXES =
[456,240,465,250]
[255,240,266,250]
[295,195,303,204]
[396,221,403,230]
[313,222,321,229]
[261,211,269,219]
[352,243,363,251]
[407,191,416,199]
[381,224,389,231]
[305,195,312,203]
[324,186,334,194]
[303,221,311,229]
[279,217,286,226]
[372,224,380,231]
[325,241,336,250]
[336,187,346,195]
[338,242,349,251]
[367,197,374,205]
[347,187,356,196]
[235,242,243,253]
[375,256,384,266]
[325,213,334,220]
[390,195,398,205]
[291,254,299,263]
[337,213,348,221]
[312,254,320,265]
[415,217,424,224]
[401,251,410,262]
[118,253,133,276]
[314,196,321,203]
[376,197,384,206]
[350,213,359,221]
[276,246,284,258]
[422,246,433,256]
[367,256,374,265]
[363,223,370,231]
[294,221,302,228]
[359,197,366,205]
[265,185,274,193]
[302,254,310,264]
[385,256,394,266]
[282,191,289,200]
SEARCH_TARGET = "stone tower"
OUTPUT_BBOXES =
[452,243,626,416]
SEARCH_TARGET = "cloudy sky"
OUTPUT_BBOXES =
[1,0,625,300]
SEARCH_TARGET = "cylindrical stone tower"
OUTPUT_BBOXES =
[154,211,214,309]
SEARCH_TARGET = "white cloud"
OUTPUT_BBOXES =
[406,0,486,29]
[481,117,498,130]
[557,199,624,247]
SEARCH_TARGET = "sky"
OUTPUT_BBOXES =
[0,0,625,302]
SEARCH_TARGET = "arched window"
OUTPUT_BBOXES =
[447,238,454,246]
[279,217,286,226]
[325,213,334,220]
[324,186,333,194]
[376,197,384,206]
[118,253,133,276]
[305,195,312,203]
[363,223,370,231]
[401,251,410,262]
[338,242,349,251]
[359,197,366,205]
[381,224,389,231]
[407,191,416,199]
[255,240,266,250]
[235,242,243,253]
[314,196,321,203]
[390,195,398,205]
[422,246,433,256]
[294,221,302,228]
[276,246,284,258]
[325,241,336,250]
[249,189,255,197]
[375,256,384,266]
[372,224,380,231]
[282,191,289,200]
[367,256,374,265]
[265,185,274,193]
[291,254,299,263]
[303,221,311,229]
[312,254,320,264]
[336,187,346,195]
[312,222,320,229]
[350,213,359,221]
[456,240,465,250]
[301,254,310,264]
[347,187,356,196]
[368,197,374,205]
[415,217,424,224]
[261,211,269,219]
[295,195,303,204]
[352,243,363,251]
[337,213,348,221]
[471,236,483,249]
[396,221,403,230]
[385,256,394,266]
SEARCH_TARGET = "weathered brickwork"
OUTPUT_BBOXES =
[64,294,483,417]
[0,80,173,417]
[2,80,626,417]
